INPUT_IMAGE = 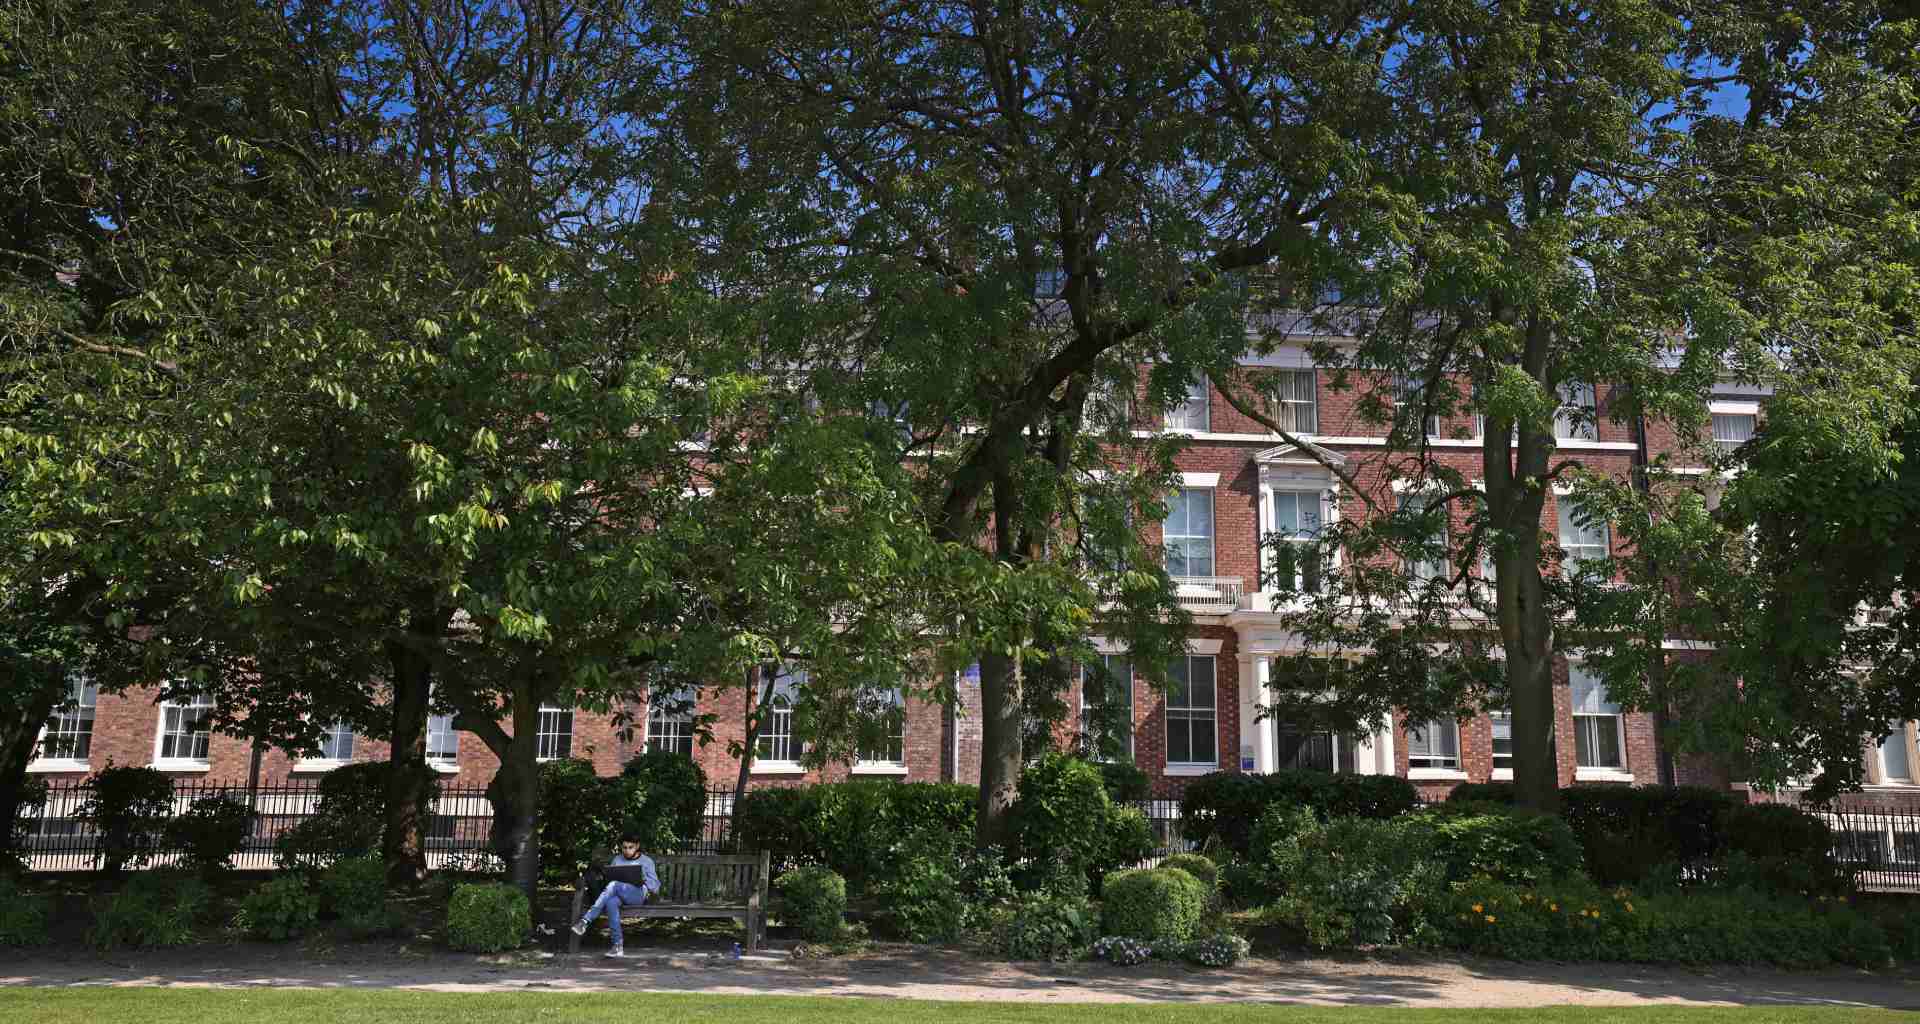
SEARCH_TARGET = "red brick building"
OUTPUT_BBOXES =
[29,335,1821,803]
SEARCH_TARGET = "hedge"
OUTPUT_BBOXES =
[1179,770,1419,856]
[734,781,976,890]
[1100,867,1209,944]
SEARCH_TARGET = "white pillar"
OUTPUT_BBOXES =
[1236,650,1259,774]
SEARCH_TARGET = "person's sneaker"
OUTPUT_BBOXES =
[604,946,624,959]
[570,920,587,937]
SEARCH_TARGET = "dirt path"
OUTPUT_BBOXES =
[6,942,1920,1009]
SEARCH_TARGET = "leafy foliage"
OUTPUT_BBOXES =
[444,883,530,953]
[774,866,847,942]
[620,751,709,848]
[733,782,977,891]
[1010,753,1151,885]
[318,856,388,923]
[1180,771,1419,857]
[235,876,320,941]
[1409,804,1584,887]
[1158,853,1220,895]
[0,874,50,947]
[1095,762,1151,804]
[89,871,210,950]
[1262,811,1444,950]
[992,892,1098,962]
[163,793,255,875]
[275,762,439,870]
[875,855,967,943]
[78,767,173,873]
[1099,868,1209,944]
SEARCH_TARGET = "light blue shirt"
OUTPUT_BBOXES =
[611,852,660,895]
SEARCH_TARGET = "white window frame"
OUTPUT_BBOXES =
[32,676,97,772]
[1165,654,1219,773]
[1556,496,1611,577]
[1392,373,1441,438]
[1710,403,1758,449]
[1490,711,1514,779]
[1870,723,1917,786]
[296,720,356,771]
[426,711,460,772]
[1267,487,1331,593]
[152,691,214,770]
[1080,653,1135,762]
[535,704,575,762]
[853,687,908,774]
[1406,718,1462,776]
[645,686,699,758]
[1570,665,1629,778]
[1396,489,1451,584]
[1270,368,1317,434]
[753,667,805,772]
[1554,381,1599,442]
[1163,486,1216,578]
[1165,374,1211,432]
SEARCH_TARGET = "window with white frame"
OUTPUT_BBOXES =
[426,713,459,767]
[1080,654,1134,761]
[535,705,574,761]
[1570,666,1626,770]
[1398,492,1450,583]
[1269,489,1326,592]
[1165,374,1210,432]
[1269,369,1317,434]
[1165,655,1218,767]
[155,692,214,764]
[1557,499,1611,576]
[1407,719,1461,770]
[1712,412,1756,447]
[646,686,698,757]
[316,721,355,762]
[855,687,907,767]
[1392,373,1441,437]
[40,677,97,763]
[1085,374,1135,430]
[755,668,803,765]
[1277,722,1359,773]
[1875,724,1914,784]
[1553,382,1598,441]
[1163,487,1215,577]
[1490,712,1513,773]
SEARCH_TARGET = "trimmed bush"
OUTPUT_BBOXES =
[89,871,210,950]
[1010,753,1122,885]
[274,761,438,870]
[1411,804,1583,885]
[1436,876,1891,968]
[876,855,966,943]
[733,781,978,890]
[444,882,530,952]
[776,865,847,941]
[78,765,173,873]
[1715,803,1847,896]
[1562,786,1731,885]
[1100,867,1209,943]
[1096,761,1151,803]
[1264,813,1444,949]
[1179,770,1418,856]
[993,892,1098,961]
[538,758,651,884]
[1159,853,1220,893]
[319,855,388,921]
[1101,805,1157,878]
[164,793,255,875]
[731,787,814,874]
[0,875,51,947]
[621,749,710,845]
[236,875,320,940]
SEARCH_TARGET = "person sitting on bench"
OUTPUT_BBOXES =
[570,836,659,957]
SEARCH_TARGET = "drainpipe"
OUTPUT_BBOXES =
[1633,400,1678,788]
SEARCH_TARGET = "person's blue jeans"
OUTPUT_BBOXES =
[581,880,648,947]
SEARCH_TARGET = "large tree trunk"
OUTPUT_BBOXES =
[486,692,542,900]
[382,613,442,886]
[731,666,777,816]
[0,690,59,870]
[975,648,1023,849]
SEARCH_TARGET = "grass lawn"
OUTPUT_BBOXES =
[0,990,1913,1023]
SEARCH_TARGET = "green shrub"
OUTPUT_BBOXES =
[1184,931,1251,967]
[776,865,847,941]
[993,892,1098,961]
[1179,770,1418,857]
[1411,804,1584,885]
[1714,803,1847,896]
[319,855,388,920]
[236,875,320,940]
[1264,814,1445,949]
[621,749,710,845]
[78,766,174,873]
[1010,752,1112,882]
[1444,781,1516,805]
[89,871,210,950]
[444,882,530,952]
[1160,853,1220,893]
[1100,867,1208,943]
[731,787,815,874]
[956,845,1019,931]
[274,761,438,870]
[1562,786,1732,885]
[1101,804,1157,877]
[7,776,48,874]
[876,855,967,943]
[733,782,977,892]
[0,875,51,947]
[1435,876,1891,968]
[537,759,654,885]
[1096,761,1151,803]
[164,793,255,875]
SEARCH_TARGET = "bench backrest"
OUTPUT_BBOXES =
[653,853,764,906]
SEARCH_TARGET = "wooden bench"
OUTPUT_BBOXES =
[567,850,770,954]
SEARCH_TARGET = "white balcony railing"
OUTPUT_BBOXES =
[1171,576,1246,614]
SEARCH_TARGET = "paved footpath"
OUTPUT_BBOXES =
[7,945,1920,1009]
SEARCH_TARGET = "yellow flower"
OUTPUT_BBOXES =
[1625,902,1634,913]
[1549,903,1559,912]
[1485,915,1497,924]
[1471,903,1484,913]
